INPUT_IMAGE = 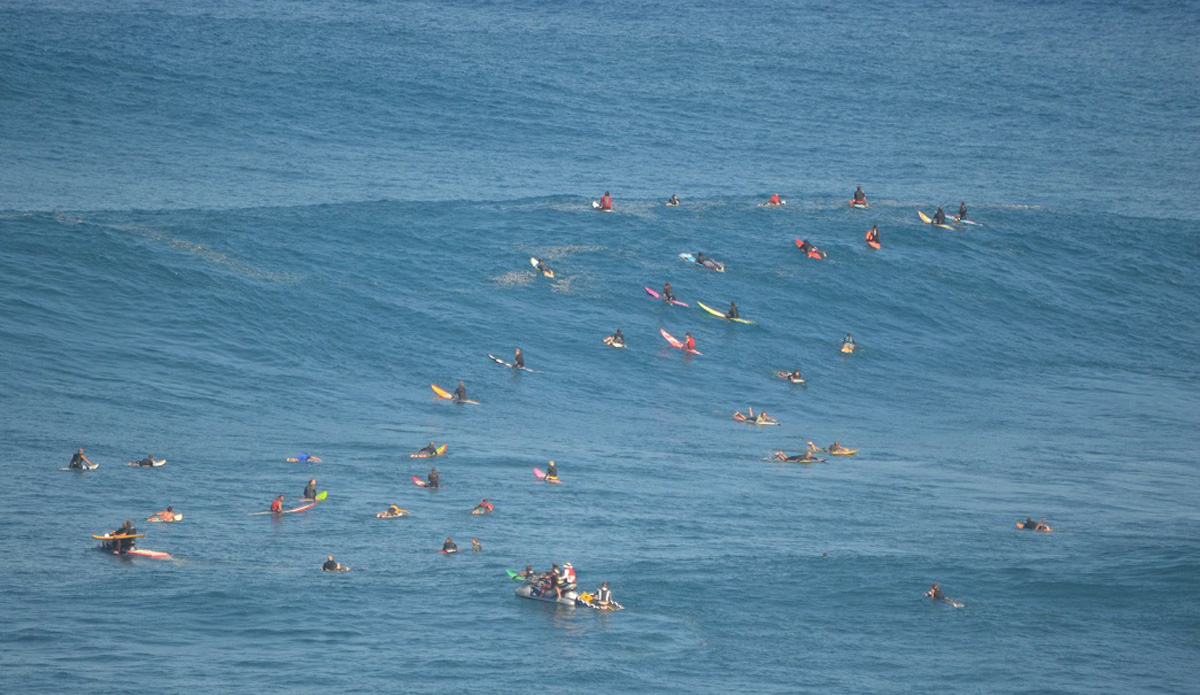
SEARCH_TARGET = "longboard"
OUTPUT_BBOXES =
[918,210,956,230]
[92,533,146,541]
[488,354,533,372]
[659,328,702,355]
[533,466,562,484]
[60,463,99,471]
[679,253,725,272]
[644,286,688,307]
[794,239,826,259]
[249,501,317,515]
[410,444,448,458]
[431,383,478,404]
[696,301,755,324]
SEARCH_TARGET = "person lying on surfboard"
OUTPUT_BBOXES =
[778,369,804,383]
[774,451,818,462]
[473,499,494,514]
[1019,517,1052,531]
[666,194,680,206]
[130,453,159,467]
[854,186,866,204]
[932,206,947,225]
[286,452,322,463]
[427,467,440,489]
[453,381,468,403]
[377,503,407,518]
[148,506,178,522]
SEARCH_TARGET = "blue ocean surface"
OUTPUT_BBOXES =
[2,1,1198,693]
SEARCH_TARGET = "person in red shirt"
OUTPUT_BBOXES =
[684,333,696,351]
[270,495,284,514]
[767,193,782,206]
[599,191,612,210]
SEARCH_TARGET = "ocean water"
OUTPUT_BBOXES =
[2,1,1198,693]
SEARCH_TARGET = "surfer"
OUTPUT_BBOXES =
[303,479,318,501]
[807,441,822,452]
[473,499,494,514]
[754,411,776,425]
[148,506,177,522]
[854,186,866,203]
[774,451,817,462]
[471,538,482,552]
[866,225,880,246]
[828,441,847,453]
[453,381,468,403]
[594,581,615,608]
[377,503,407,518]
[663,282,675,302]
[767,193,782,206]
[108,520,137,554]
[270,495,285,514]
[427,467,440,489]
[956,202,968,221]
[728,301,739,319]
[694,252,707,267]
[1021,517,1051,531]
[130,453,158,467]
[442,537,458,553]
[599,191,612,211]
[322,555,348,572]
[786,370,804,383]
[68,447,93,469]
[546,460,559,481]
[287,452,322,463]
[842,334,856,351]
[925,582,959,605]
[605,329,626,347]
[932,206,947,225]
[667,194,680,206]
[416,441,439,456]
[684,333,696,352]
[513,348,525,370]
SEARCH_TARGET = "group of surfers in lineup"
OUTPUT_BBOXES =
[84,187,999,608]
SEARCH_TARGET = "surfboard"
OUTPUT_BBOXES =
[126,548,172,560]
[92,533,146,541]
[659,328,702,355]
[794,239,825,259]
[841,343,855,354]
[530,257,554,278]
[431,383,478,404]
[249,501,317,515]
[644,286,688,307]
[60,462,99,471]
[488,354,533,372]
[958,218,982,226]
[410,444,448,458]
[679,253,725,272]
[533,466,562,484]
[827,449,859,456]
[696,301,755,324]
[867,239,881,250]
[849,200,869,208]
[413,476,430,488]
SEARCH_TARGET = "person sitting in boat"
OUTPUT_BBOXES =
[453,381,468,403]
[427,467,440,489]
[322,555,348,572]
[854,186,866,203]
[286,452,322,463]
[68,447,93,469]
[471,538,482,552]
[417,441,438,456]
[513,348,525,370]
[599,191,613,210]
[667,194,680,206]
[377,503,407,518]
[595,581,614,608]
[442,537,458,553]
[932,206,946,225]
[473,499,494,514]
[767,193,782,206]
[957,202,968,221]
[149,506,177,522]
[270,495,285,514]
[663,282,675,302]
[545,461,559,481]
[303,479,318,501]
[866,225,880,245]
[727,301,739,319]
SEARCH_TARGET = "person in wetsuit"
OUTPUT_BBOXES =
[303,479,317,501]
[787,370,804,383]
[322,555,346,572]
[609,329,625,347]
[667,194,680,206]
[842,334,856,350]
[694,252,707,266]
[925,583,944,601]
[69,448,93,469]
[546,461,558,481]
[663,282,675,302]
[932,206,946,225]
[417,441,438,456]
[957,202,968,220]
[513,348,525,370]
[866,225,880,245]
[854,186,866,203]
[108,520,137,554]
[132,454,156,467]
[728,301,739,319]
[427,467,440,489]
[549,563,563,598]
[442,537,458,553]
[453,381,468,402]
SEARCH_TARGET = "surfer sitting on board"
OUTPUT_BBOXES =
[956,202,968,221]
[604,329,625,347]
[270,495,285,513]
[728,301,739,319]
[594,581,616,607]
[107,520,137,554]
[767,193,782,206]
[322,555,348,572]
[684,333,696,352]
[599,191,613,210]
[442,537,458,553]
[453,381,468,403]
[854,186,866,203]
[663,282,676,302]
[303,479,318,501]
[427,467,440,489]
[842,334,856,351]
[513,348,525,370]
[932,206,947,225]
[417,441,438,456]
[667,194,680,206]
[68,447,93,469]
[545,461,559,481]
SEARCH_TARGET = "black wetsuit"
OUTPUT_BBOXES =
[933,209,946,225]
[113,526,137,553]
[958,204,968,219]
[613,331,624,345]
[419,444,437,455]
[453,385,467,402]
[854,188,865,202]
[728,304,739,319]
[304,482,317,500]
[322,559,339,571]
[514,353,525,369]
[428,470,440,488]
[930,586,944,600]
[663,284,675,302]
[69,452,86,469]
[546,464,558,480]
[442,541,457,552]
[799,240,813,253]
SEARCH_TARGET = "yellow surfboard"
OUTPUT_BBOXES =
[431,384,453,400]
